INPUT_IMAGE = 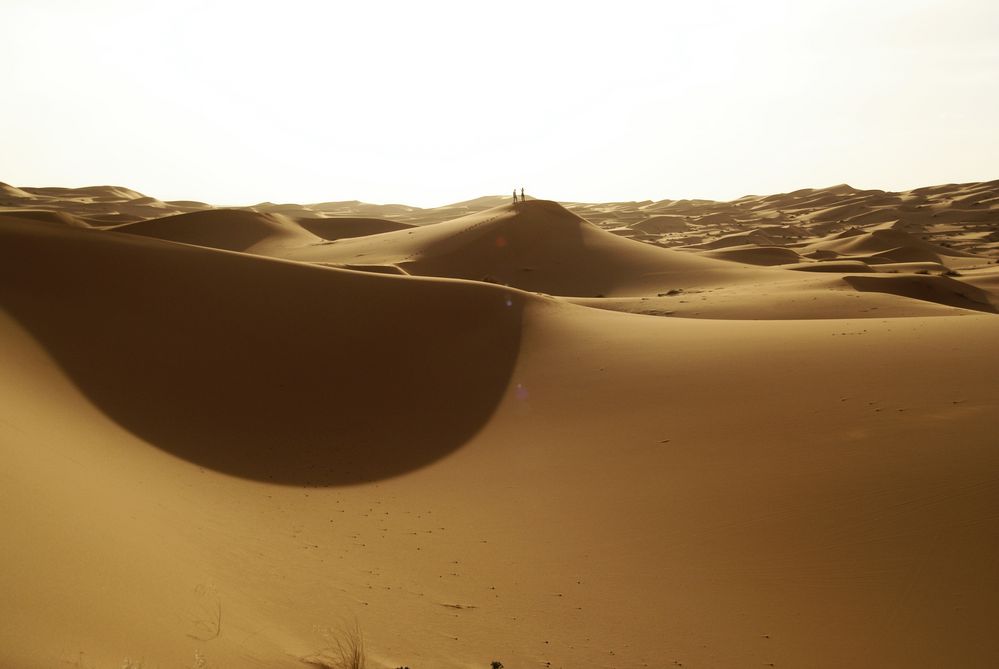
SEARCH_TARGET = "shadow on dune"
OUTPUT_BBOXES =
[844,274,997,314]
[113,208,318,252]
[0,219,525,486]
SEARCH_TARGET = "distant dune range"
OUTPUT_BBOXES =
[3,179,996,312]
[2,179,999,668]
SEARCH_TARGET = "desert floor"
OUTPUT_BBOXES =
[2,180,998,668]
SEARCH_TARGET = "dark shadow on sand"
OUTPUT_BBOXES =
[0,218,524,486]
[844,274,997,314]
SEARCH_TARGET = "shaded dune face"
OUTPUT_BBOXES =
[701,246,802,266]
[297,216,414,241]
[0,209,91,228]
[113,208,321,252]
[0,219,525,485]
[843,274,997,313]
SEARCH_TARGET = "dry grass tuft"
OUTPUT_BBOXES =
[301,622,366,669]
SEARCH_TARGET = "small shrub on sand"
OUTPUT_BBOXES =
[302,622,366,669]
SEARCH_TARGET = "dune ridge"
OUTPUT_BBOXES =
[113,208,324,253]
[282,200,772,297]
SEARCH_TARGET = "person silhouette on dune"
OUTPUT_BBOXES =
[512,189,517,205]
[521,187,525,202]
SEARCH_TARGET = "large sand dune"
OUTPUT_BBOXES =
[114,209,325,254]
[280,200,771,297]
[1,217,526,485]
[2,180,999,668]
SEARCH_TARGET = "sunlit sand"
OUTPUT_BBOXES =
[2,180,998,668]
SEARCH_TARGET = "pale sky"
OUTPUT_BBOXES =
[3,0,998,207]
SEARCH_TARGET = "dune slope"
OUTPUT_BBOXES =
[285,200,769,296]
[0,218,526,485]
[113,208,324,254]
[297,216,415,241]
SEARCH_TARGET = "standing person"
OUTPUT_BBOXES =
[512,189,517,205]
[520,187,525,202]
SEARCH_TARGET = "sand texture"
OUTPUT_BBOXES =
[2,180,999,668]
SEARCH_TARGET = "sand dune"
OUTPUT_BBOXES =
[801,226,976,260]
[0,182,207,222]
[20,184,148,200]
[782,259,877,273]
[631,214,689,233]
[0,208,91,228]
[684,229,780,250]
[282,200,770,297]
[1,217,527,485]
[844,273,997,313]
[702,245,803,265]
[114,208,324,253]
[0,181,36,200]
[298,216,415,241]
[2,180,999,668]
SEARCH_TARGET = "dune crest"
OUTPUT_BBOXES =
[283,200,769,297]
[114,208,323,253]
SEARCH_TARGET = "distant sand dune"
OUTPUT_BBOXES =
[844,273,997,313]
[631,214,689,233]
[114,208,323,253]
[802,227,976,259]
[0,208,91,228]
[282,200,769,297]
[702,245,802,266]
[683,229,779,250]
[298,216,415,241]
[21,184,147,200]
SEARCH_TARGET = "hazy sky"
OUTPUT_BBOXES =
[3,0,998,206]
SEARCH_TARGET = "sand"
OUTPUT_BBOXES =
[2,180,998,668]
